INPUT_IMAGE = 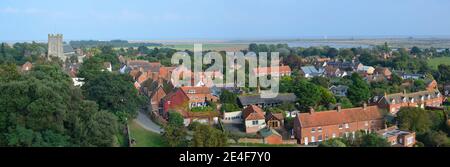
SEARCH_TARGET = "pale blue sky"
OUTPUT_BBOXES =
[1,0,450,41]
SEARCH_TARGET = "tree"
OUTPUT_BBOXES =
[438,64,450,84]
[279,76,294,93]
[411,46,422,55]
[347,73,371,106]
[191,124,228,147]
[292,79,321,112]
[358,133,391,147]
[162,124,188,147]
[82,73,147,121]
[0,64,121,147]
[336,97,353,109]
[422,131,449,147]
[220,90,238,104]
[311,76,330,88]
[326,48,339,58]
[82,109,119,147]
[319,138,346,147]
[319,87,336,106]
[397,107,432,134]
[168,111,185,127]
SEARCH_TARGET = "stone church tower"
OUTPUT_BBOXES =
[48,34,65,61]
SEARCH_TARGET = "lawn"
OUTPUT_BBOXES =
[128,121,167,147]
[428,57,450,69]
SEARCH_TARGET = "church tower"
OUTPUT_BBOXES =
[48,34,65,62]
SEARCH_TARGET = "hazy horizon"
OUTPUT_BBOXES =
[2,0,450,41]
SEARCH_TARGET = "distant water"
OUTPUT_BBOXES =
[286,41,372,49]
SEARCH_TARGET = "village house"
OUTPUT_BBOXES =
[324,66,347,77]
[324,61,363,71]
[21,62,33,72]
[242,105,266,133]
[357,65,375,75]
[265,112,284,129]
[425,80,438,91]
[329,85,349,97]
[161,86,219,126]
[377,126,416,147]
[372,90,444,114]
[252,65,292,77]
[238,93,297,109]
[294,105,384,145]
[300,66,324,78]
[374,67,392,79]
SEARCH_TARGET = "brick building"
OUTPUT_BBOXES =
[294,105,384,145]
[372,90,443,114]
[377,126,416,147]
[242,105,266,133]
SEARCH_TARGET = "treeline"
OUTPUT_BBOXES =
[69,40,162,48]
[0,42,47,65]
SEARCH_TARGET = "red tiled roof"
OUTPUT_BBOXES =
[252,65,291,75]
[298,106,383,128]
[243,105,265,120]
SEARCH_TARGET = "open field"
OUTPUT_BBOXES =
[161,43,248,52]
[428,57,450,69]
[128,121,167,147]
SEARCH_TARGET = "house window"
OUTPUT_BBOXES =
[318,127,323,132]
[318,135,323,142]
[365,121,369,126]
[332,133,336,138]
[311,136,316,143]
[339,124,343,129]
[252,120,259,125]
[345,123,349,129]
[311,128,316,133]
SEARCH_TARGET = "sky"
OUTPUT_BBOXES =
[1,0,450,41]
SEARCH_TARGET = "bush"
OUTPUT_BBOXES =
[221,103,240,112]
[190,106,214,112]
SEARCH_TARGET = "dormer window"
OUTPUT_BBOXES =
[437,93,441,97]
[391,99,396,104]
[188,90,196,94]
[318,127,323,132]
[421,96,425,101]
[428,95,431,100]
[402,97,407,103]
[411,98,415,103]
[311,128,316,133]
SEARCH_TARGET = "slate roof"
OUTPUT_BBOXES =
[259,128,281,138]
[63,45,75,53]
[378,90,442,105]
[301,66,324,75]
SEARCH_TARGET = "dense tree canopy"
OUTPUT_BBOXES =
[0,64,119,147]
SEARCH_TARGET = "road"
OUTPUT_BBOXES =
[134,111,163,134]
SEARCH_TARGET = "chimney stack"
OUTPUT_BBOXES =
[309,107,315,115]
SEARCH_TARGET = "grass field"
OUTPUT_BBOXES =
[162,43,248,52]
[428,57,450,69]
[128,121,167,147]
